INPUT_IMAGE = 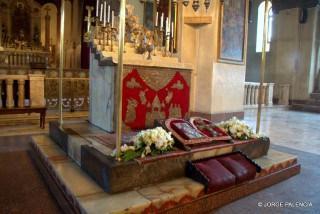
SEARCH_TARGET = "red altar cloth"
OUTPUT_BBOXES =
[122,69,190,130]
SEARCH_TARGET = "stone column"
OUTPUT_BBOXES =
[29,74,45,107]
[18,79,25,108]
[6,79,14,108]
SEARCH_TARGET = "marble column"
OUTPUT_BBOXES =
[18,79,25,108]
[6,79,14,108]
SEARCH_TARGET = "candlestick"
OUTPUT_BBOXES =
[103,1,106,27]
[100,3,103,22]
[160,13,164,29]
[111,10,114,28]
[171,21,174,38]
[96,0,99,17]
[155,12,158,27]
[108,5,111,23]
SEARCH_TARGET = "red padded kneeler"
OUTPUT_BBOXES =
[217,154,257,184]
[186,152,261,194]
[192,159,236,194]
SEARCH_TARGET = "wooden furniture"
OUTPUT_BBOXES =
[0,107,47,128]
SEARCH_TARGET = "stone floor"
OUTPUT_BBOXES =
[244,108,320,155]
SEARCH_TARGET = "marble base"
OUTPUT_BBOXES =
[31,135,300,213]
[49,120,270,193]
[89,51,115,132]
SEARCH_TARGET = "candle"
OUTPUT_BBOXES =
[107,5,111,23]
[155,12,158,27]
[100,3,103,22]
[96,0,99,17]
[103,1,106,27]
[171,22,174,38]
[111,10,114,28]
[160,13,164,29]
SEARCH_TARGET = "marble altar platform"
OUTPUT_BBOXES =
[48,120,270,193]
[31,134,300,213]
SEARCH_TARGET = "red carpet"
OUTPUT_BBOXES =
[0,151,61,214]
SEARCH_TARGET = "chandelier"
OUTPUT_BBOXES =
[150,0,212,12]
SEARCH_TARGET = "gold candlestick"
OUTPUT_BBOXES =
[158,29,164,51]
[163,33,170,57]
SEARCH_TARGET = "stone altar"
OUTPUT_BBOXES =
[89,44,193,132]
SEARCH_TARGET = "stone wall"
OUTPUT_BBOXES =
[179,0,247,118]
[246,0,320,102]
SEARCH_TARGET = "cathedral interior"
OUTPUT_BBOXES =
[0,0,319,213]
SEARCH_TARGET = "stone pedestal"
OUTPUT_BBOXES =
[29,74,45,107]
[276,84,290,105]
[6,79,14,108]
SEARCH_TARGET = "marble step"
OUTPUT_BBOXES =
[31,134,299,213]
[310,93,320,100]
[291,103,320,113]
[0,111,88,126]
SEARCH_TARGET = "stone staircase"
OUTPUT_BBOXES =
[291,93,320,113]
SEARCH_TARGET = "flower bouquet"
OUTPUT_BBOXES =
[116,127,175,161]
[217,117,259,140]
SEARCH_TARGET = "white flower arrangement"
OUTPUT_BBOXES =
[117,127,175,161]
[217,117,259,140]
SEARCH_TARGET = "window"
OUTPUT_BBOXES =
[256,1,273,52]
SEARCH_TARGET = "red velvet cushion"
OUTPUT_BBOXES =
[217,154,257,184]
[194,159,236,193]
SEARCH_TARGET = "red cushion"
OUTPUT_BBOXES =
[194,159,236,193]
[217,154,257,184]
